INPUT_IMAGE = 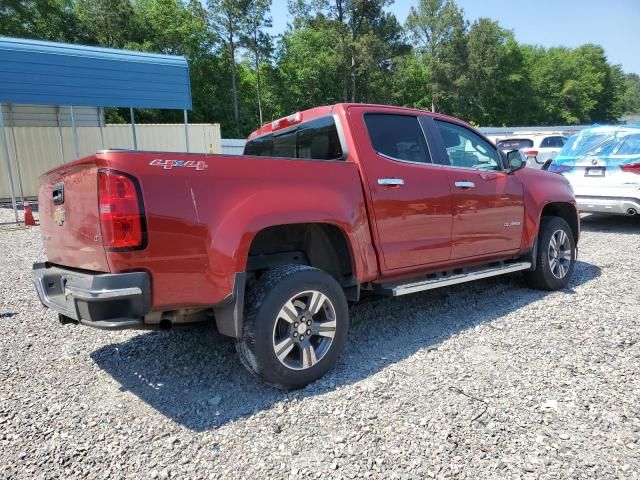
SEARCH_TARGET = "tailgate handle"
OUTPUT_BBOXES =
[52,183,64,205]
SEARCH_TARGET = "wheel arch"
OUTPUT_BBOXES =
[540,202,580,244]
[246,222,357,288]
[214,222,360,338]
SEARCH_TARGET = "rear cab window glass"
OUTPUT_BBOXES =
[244,135,272,156]
[364,113,432,164]
[243,116,343,160]
[272,131,296,158]
[296,116,344,160]
[496,138,534,150]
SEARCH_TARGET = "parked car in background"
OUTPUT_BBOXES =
[547,125,640,216]
[496,134,568,169]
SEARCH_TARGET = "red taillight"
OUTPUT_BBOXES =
[98,170,145,249]
[621,163,640,175]
[524,150,539,157]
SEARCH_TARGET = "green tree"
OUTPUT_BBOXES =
[0,0,77,42]
[290,0,406,103]
[75,0,135,48]
[524,44,624,125]
[389,52,431,108]
[1,0,636,134]
[275,22,346,112]
[351,6,409,103]
[623,73,640,115]
[127,0,218,124]
[465,19,531,125]
[406,0,467,114]
[208,0,250,135]
[240,0,272,125]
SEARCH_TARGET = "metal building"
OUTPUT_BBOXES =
[0,36,192,222]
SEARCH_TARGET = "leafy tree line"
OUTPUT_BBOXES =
[2,0,640,137]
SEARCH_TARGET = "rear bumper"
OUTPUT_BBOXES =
[576,196,640,215]
[31,262,151,330]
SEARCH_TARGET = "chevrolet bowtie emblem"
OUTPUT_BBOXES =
[54,207,66,226]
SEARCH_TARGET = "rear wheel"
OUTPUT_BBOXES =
[524,216,576,290]
[237,265,349,390]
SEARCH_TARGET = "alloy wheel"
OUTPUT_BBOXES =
[272,290,337,370]
[548,229,572,279]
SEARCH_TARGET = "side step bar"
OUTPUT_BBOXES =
[376,261,532,297]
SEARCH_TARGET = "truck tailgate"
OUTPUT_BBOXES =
[38,157,110,272]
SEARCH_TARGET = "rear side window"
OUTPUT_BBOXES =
[541,136,566,148]
[364,114,431,164]
[244,116,343,160]
[497,138,534,150]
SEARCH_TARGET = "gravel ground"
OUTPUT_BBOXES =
[1,207,639,479]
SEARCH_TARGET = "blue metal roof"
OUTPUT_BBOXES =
[0,37,192,110]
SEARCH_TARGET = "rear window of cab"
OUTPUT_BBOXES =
[244,116,343,160]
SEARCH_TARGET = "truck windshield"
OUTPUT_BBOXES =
[244,116,343,160]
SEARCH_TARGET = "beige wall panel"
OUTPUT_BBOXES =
[1,124,222,199]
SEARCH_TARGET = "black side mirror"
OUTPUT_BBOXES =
[507,150,526,172]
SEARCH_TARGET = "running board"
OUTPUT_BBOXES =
[376,261,532,297]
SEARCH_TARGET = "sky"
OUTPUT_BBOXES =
[268,0,640,74]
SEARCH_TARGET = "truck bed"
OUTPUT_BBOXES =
[37,150,371,310]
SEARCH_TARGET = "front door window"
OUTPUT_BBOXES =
[435,121,502,171]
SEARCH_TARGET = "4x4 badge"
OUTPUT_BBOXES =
[149,159,208,171]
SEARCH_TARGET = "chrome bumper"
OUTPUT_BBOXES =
[576,196,640,215]
[31,262,151,330]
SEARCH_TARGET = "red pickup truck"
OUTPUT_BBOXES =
[32,104,579,389]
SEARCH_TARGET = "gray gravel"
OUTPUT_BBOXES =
[1,207,639,479]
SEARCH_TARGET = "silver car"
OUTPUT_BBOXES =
[496,134,568,169]
[548,126,640,216]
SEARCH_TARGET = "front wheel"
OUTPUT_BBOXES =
[237,265,349,390]
[524,216,576,290]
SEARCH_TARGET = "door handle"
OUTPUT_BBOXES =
[454,181,475,189]
[378,178,405,187]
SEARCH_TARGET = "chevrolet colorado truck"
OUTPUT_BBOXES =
[32,104,579,389]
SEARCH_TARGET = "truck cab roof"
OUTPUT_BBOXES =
[247,103,464,140]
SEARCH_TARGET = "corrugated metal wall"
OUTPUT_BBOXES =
[0,104,102,127]
[0,124,221,199]
[221,138,246,155]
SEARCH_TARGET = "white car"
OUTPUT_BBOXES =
[496,134,568,169]
[548,126,640,216]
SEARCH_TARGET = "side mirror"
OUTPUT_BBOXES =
[507,150,526,172]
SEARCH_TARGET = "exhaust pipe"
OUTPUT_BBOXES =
[627,208,637,216]
[159,318,173,330]
[59,314,78,326]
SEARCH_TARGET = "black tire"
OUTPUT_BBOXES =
[524,216,576,290]
[236,265,349,390]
